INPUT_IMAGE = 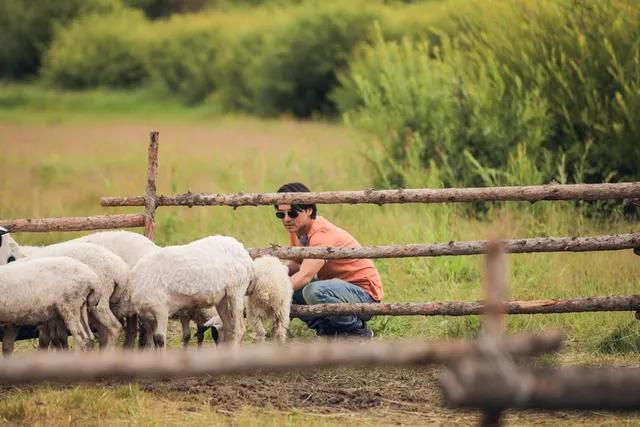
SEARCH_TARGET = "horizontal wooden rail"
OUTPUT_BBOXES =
[100,182,640,207]
[290,294,640,317]
[0,331,563,385]
[441,365,640,411]
[0,214,146,233]
[248,232,640,260]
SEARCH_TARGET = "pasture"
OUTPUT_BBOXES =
[0,89,639,426]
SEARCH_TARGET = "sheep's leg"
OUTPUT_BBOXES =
[54,321,70,351]
[195,324,209,348]
[180,317,191,349]
[215,296,233,345]
[152,308,169,351]
[228,293,246,347]
[90,301,123,350]
[123,315,138,350]
[58,308,90,352]
[271,312,289,345]
[79,302,95,348]
[38,324,52,351]
[1,326,18,357]
[140,319,155,350]
[247,304,267,344]
[138,319,148,349]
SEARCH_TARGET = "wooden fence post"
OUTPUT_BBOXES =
[144,131,159,241]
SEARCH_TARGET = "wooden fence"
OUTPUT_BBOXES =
[2,131,638,318]
[2,131,640,425]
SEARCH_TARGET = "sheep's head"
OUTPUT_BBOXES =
[0,226,24,265]
[0,226,16,265]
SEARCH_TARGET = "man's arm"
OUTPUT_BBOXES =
[289,258,326,291]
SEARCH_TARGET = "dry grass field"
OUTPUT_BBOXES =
[1,100,639,426]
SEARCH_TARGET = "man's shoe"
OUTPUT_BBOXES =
[347,326,374,340]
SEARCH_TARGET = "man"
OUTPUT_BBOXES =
[274,182,384,339]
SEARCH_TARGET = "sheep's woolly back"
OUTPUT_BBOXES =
[249,255,293,310]
[26,241,129,304]
[130,234,253,314]
[0,256,100,325]
[72,230,160,268]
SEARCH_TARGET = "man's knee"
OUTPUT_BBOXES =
[301,281,331,305]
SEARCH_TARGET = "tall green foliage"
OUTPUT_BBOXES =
[335,26,552,190]
[0,0,124,79]
[40,9,151,89]
[335,0,640,192]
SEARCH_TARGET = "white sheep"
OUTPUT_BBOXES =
[70,230,221,349]
[129,234,252,349]
[246,255,293,345]
[0,226,17,264]
[69,230,160,348]
[16,241,129,350]
[0,255,103,356]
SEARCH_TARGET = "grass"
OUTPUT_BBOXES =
[0,83,231,124]
[1,86,639,425]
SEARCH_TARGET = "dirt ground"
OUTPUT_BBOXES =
[2,363,636,426]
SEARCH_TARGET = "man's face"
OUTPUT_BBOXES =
[275,204,312,234]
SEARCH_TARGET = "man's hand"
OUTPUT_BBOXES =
[290,259,326,291]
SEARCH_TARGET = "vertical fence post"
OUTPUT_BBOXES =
[479,240,509,427]
[144,131,159,241]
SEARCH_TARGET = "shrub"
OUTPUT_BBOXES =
[335,0,640,192]
[40,9,152,90]
[335,25,552,190]
[236,1,387,118]
[461,0,640,184]
[145,14,229,104]
[0,0,124,79]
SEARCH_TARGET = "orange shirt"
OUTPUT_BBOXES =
[288,216,384,301]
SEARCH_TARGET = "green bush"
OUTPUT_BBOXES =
[335,0,640,191]
[0,0,124,79]
[460,0,640,184]
[40,9,152,90]
[145,14,228,104]
[335,26,552,190]
[234,1,388,118]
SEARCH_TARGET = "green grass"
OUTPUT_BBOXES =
[0,83,233,124]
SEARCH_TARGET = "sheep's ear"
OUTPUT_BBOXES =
[7,256,16,263]
[0,227,9,236]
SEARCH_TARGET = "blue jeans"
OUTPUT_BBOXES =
[292,278,377,334]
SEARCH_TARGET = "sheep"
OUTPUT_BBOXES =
[129,234,252,349]
[246,255,293,345]
[0,255,103,356]
[68,230,160,348]
[72,230,160,268]
[2,231,130,349]
[70,230,221,349]
[0,226,16,264]
[0,228,43,343]
[17,241,129,350]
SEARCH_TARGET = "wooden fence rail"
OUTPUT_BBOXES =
[248,232,640,260]
[0,214,145,233]
[0,330,563,385]
[100,182,640,208]
[289,294,640,318]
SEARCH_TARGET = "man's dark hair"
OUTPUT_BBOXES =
[275,182,317,219]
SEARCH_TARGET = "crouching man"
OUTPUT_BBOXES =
[274,182,384,340]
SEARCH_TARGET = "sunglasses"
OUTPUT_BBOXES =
[275,209,301,219]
